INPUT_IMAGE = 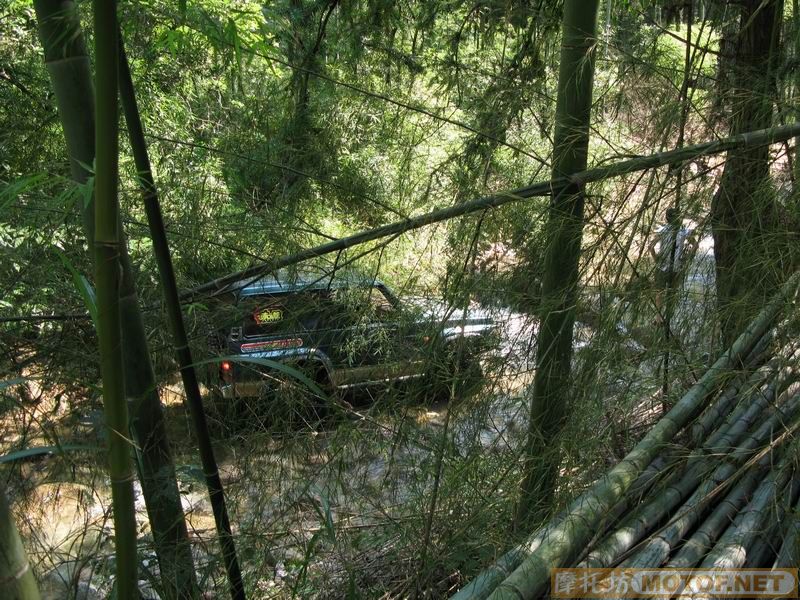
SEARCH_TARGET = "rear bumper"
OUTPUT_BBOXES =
[215,359,427,399]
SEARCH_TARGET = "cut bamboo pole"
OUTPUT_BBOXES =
[622,386,800,570]
[595,331,780,544]
[599,358,773,541]
[773,490,800,567]
[691,347,776,445]
[579,371,790,569]
[0,482,40,600]
[666,464,768,569]
[742,476,797,568]
[477,272,799,600]
[600,461,779,600]
[92,1,137,597]
[704,373,795,457]
[695,449,795,572]
[701,364,779,450]
[603,460,788,600]
[701,343,800,452]
[117,37,243,600]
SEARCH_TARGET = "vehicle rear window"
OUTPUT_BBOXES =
[241,290,331,338]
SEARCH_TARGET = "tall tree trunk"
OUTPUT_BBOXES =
[712,2,739,123]
[711,0,785,346]
[514,0,600,527]
[32,2,199,597]
[92,2,138,595]
[0,482,40,600]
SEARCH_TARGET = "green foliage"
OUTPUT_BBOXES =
[2,0,798,596]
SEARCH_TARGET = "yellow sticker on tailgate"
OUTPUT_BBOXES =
[254,308,283,324]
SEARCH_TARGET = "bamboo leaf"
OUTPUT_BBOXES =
[0,445,101,464]
[0,174,49,214]
[77,173,95,210]
[310,491,336,543]
[54,248,98,328]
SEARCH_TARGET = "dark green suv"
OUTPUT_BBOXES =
[207,269,496,414]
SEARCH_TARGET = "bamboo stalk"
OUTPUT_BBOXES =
[666,464,767,569]
[608,349,798,570]
[703,368,797,457]
[601,460,781,600]
[515,0,601,522]
[605,460,788,600]
[574,363,774,565]
[474,273,798,600]
[615,358,776,513]
[695,449,795,571]
[744,529,779,567]
[0,482,40,600]
[603,341,775,527]
[92,2,137,597]
[773,489,800,567]
[623,385,800,570]
[32,2,197,595]
[700,360,781,450]
[742,476,796,568]
[690,337,773,444]
[579,366,791,569]
[117,37,243,600]
[183,123,800,304]
[794,0,800,183]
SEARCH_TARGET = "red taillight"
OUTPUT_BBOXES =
[220,361,233,382]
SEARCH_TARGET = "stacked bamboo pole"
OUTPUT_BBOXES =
[453,273,800,600]
[622,380,800,570]
[582,363,800,570]
[773,490,800,567]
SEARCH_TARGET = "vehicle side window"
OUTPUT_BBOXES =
[368,287,395,316]
[325,286,396,327]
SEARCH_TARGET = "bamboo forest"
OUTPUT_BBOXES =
[2,0,800,598]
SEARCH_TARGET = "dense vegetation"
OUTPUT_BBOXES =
[1,0,798,598]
